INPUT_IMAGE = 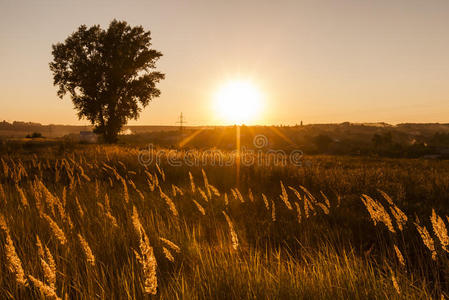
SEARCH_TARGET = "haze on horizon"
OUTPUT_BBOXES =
[1,0,449,126]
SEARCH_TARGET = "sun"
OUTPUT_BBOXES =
[214,80,263,124]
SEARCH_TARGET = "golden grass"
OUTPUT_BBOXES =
[78,233,95,267]
[1,216,28,287]
[0,145,448,298]
[223,211,239,251]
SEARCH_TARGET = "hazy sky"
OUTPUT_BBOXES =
[1,0,449,125]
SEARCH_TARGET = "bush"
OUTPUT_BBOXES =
[25,132,43,138]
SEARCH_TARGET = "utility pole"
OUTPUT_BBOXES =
[176,112,187,132]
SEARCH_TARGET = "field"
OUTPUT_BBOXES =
[1,143,449,299]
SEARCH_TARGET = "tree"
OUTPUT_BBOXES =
[50,20,164,143]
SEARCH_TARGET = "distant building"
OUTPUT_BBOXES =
[79,131,98,143]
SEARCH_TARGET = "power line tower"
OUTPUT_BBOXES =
[176,112,187,132]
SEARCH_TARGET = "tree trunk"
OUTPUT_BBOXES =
[103,116,121,143]
[104,128,118,143]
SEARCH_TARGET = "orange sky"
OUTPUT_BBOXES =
[1,0,449,126]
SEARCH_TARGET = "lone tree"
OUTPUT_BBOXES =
[50,20,164,143]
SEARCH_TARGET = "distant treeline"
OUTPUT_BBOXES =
[118,123,449,158]
[0,121,91,138]
[0,121,182,138]
[2,121,449,158]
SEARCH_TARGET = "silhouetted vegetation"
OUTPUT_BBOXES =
[3,122,449,158]
[49,20,165,143]
[117,123,449,159]
[25,132,43,139]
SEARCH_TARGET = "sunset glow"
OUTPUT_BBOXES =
[214,80,263,125]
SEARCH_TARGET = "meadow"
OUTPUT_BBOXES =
[1,143,449,299]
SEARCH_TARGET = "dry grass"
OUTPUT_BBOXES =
[0,144,449,298]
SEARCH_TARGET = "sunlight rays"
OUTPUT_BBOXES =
[214,80,263,125]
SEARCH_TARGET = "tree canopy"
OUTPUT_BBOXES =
[50,20,164,143]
